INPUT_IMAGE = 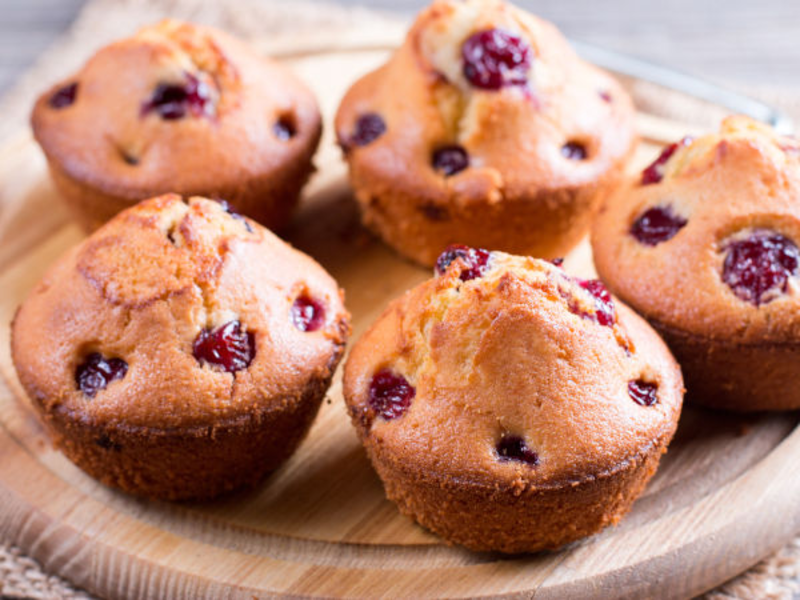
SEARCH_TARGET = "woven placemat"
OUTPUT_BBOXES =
[1,0,799,598]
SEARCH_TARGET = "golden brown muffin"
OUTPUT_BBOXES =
[335,0,637,267]
[32,20,321,232]
[343,247,682,553]
[592,116,800,411]
[11,194,349,500]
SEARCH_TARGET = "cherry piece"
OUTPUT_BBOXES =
[566,279,616,327]
[432,145,469,176]
[628,380,658,407]
[49,83,78,109]
[722,231,799,306]
[582,279,616,327]
[291,295,326,332]
[641,137,692,185]
[350,113,386,147]
[435,244,491,281]
[273,116,296,141]
[217,199,253,232]
[550,257,565,267]
[496,434,539,465]
[193,320,254,373]
[461,28,532,90]
[369,369,415,420]
[599,90,612,103]
[562,142,587,160]
[142,73,212,120]
[76,353,128,398]
[630,205,688,246]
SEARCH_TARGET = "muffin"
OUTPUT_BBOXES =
[10,194,349,500]
[32,20,322,232]
[592,116,800,411]
[343,247,683,553]
[335,0,637,267]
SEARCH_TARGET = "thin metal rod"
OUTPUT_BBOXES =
[571,40,795,135]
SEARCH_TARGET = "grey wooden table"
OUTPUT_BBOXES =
[2,0,800,95]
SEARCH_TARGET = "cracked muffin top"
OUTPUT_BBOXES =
[592,116,800,343]
[11,194,349,429]
[343,249,682,488]
[31,20,320,210]
[335,0,636,209]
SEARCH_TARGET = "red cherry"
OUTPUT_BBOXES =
[641,137,693,185]
[432,145,470,176]
[630,205,688,246]
[49,83,78,109]
[435,245,491,281]
[722,231,799,306]
[496,434,539,465]
[369,369,415,420]
[628,380,658,406]
[350,113,386,147]
[76,353,128,398]
[193,320,254,373]
[462,28,532,90]
[291,296,325,332]
[142,73,212,120]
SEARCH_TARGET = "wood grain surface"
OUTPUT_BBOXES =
[1,29,800,598]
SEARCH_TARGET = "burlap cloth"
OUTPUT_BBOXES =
[1,0,799,598]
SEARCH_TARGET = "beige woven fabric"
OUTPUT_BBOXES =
[0,0,798,598]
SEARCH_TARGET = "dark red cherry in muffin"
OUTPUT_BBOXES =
[461,28,532,90]
[641,137,693,185]
[369,369,415,420]
[496,434,539,465]
[76,353,128,398]
[435,245,491,281]
[628,380,658,406]
[722,231,799,306]
[432,145,469,176]
[350,113,386,147]
[561,142,587,160]
[273,115,297,141]
[49,83,78,109]
[630,205,688,246]
[142,72,213,120]
[193,320,254,372]
[291,295,325,332]
[580,279,616,327]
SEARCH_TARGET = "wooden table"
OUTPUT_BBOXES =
[2,0,800,95]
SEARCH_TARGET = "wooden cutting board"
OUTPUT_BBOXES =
[0,31,799,600]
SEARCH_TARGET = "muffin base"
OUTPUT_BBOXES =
[37,347,342,501]
[351,172,623,267]
[651,318,800,412]
[45,124,320,233]
[363,433,669,554]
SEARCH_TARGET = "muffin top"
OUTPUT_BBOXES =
[11,194,349,429]
[343,249,682,489]
[335,0,636,206]
[592,116,800,343]
[31,20,320,201]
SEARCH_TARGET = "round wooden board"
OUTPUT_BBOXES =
[1,38,799,600]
